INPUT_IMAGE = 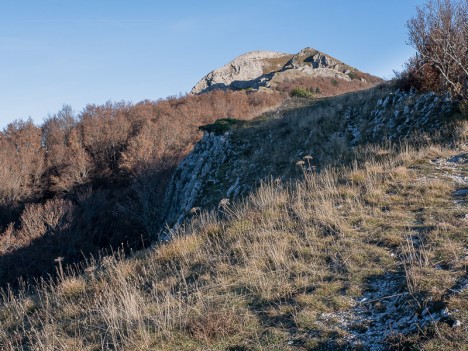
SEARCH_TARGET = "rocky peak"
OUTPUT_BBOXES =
[284,47,347,71]
[191,47,372,94]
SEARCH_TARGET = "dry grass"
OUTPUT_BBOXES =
[274,74,381,98]
[1,126,467,350]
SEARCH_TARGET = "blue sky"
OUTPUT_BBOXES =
[0,0,425,128]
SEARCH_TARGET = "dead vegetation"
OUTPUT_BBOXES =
[1,119,467,349]
[0,90,283,286]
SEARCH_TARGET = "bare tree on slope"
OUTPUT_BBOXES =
[407,0,468,101]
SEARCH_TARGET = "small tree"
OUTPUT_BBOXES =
[407,0,468,100]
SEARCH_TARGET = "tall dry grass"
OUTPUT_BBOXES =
[1,132,467,350]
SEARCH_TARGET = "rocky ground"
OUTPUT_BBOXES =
[158,87,466,349]
[284,150,468,350]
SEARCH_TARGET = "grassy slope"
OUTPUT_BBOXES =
[1,96,467,350]
[181,86,456,220]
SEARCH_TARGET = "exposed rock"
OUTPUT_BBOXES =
[191,51,292,94]
[285,47,348,71]
[344,273,457,350]
[454,188,468,197]
[161,132,232,227]
[191,47,378,94]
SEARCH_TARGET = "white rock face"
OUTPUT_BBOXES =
[162,132,232,227]
[191,51,291,94]
[190,47,363,94]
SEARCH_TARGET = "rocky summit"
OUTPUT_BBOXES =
[191,47,381,94]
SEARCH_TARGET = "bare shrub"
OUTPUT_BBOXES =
[80,101,133,174]
[10,198,72,251]
[0,118,45,205]
[407,0,468,100]
[49,127,92,193]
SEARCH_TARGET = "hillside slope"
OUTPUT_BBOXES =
[0,90,283,287]
[1,87,466,351]
[0,47,385,289]
[163,87,454,228]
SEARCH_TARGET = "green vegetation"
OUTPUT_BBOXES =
[199,118,245,135]
[347,71,358,80]
[290,87,315,98]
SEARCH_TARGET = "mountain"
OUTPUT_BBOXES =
[1,44,467,350]
[191,47,382,94]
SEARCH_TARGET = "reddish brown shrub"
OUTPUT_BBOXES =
[406,0,468,100]
[0,90,282,286]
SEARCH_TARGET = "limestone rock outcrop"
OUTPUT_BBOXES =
[191,47,377,94]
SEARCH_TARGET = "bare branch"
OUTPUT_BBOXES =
[406,0,468,100]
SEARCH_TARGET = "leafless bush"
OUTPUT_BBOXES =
[407,0,468,100]
[2,198,73,254]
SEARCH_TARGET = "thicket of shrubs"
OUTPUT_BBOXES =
[395,0,467,104]
[0,90,282,286]
[289,87,316,98]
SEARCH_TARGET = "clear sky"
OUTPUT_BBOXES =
[0,0,426,128]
